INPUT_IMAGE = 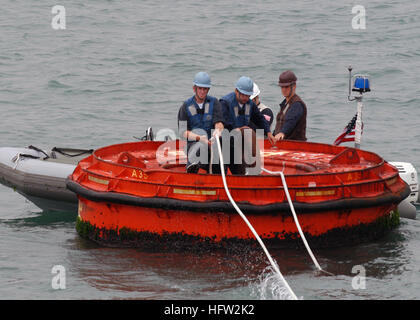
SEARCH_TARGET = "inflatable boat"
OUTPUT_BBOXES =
[0,146,92,211]
[67,139,410,249]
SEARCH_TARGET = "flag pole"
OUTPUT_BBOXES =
[354,96,363,149]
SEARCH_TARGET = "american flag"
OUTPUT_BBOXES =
[333,113,363,146]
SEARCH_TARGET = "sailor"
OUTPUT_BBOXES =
[178,72,224,173]
[273,70,307,141]
[248,82,274,133]
[220,76,275,175]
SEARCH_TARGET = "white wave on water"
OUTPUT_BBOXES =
[250,265,302,300]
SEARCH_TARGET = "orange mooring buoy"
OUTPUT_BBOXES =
[67,139,409,249]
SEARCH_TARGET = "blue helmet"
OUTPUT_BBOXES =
[235,76,254,96]
[193,72,211,88]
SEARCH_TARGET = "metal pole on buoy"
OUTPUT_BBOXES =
[346,66,417,219]
[354,98,363,149]
[347,66,370,149]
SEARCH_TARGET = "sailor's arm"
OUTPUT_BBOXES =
[212,100,225,135]
[178,104,206,142]
[275,102,304,141]
[251,104,275,144]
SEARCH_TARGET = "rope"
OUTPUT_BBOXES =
[261,167,329,274]
[28,145,49,160]
[12,153,42,170]
[214,137,298,300]
[13,153,21,170]
[209,143,213,174]
[51,147,93,158]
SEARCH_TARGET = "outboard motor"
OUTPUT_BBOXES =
[389,162,419,219]
[154,128,175,141]
[145,127,154,141]
[134,127,154,141]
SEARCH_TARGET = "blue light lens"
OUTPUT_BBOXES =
[354,77,370,90]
